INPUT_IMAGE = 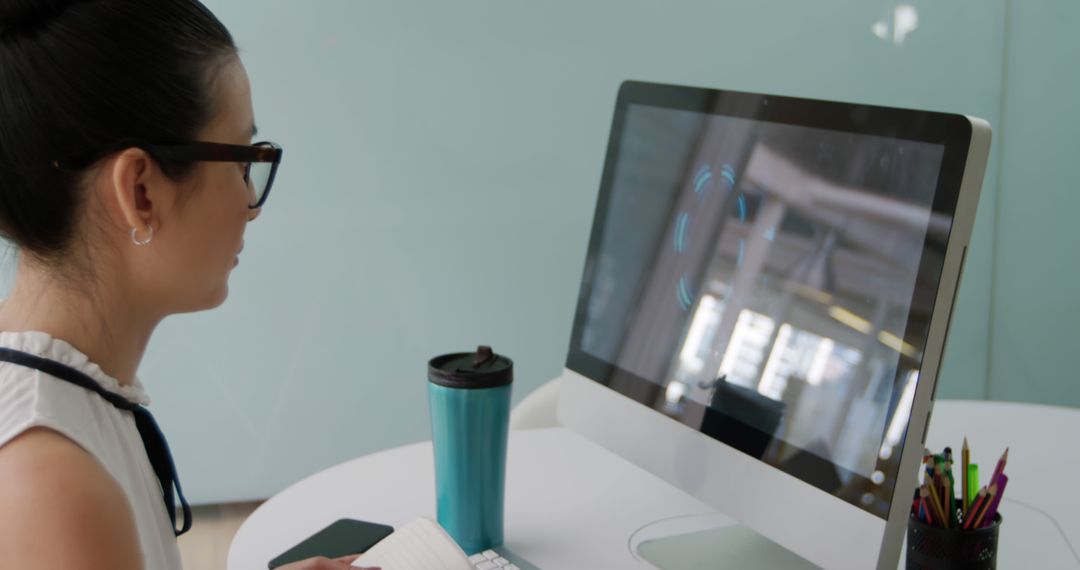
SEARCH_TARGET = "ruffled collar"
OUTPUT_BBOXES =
[0,330,150,406]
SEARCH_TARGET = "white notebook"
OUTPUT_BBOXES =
[351,518,473,570]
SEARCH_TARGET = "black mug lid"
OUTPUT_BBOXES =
[428,345,513,389]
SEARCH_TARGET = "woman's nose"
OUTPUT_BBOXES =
[247,207,261,222]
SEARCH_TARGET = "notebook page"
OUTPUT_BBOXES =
[352,518,472,570]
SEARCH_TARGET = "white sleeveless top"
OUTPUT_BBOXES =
[0,331,183,570]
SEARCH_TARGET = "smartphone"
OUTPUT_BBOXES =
[267,518,394,569]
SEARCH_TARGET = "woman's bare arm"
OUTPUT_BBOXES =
[0,428,143,570]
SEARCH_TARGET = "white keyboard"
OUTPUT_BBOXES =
[468,549,521,570]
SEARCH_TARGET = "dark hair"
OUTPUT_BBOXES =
[0,0,237,262]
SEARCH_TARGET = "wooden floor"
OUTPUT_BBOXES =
[177,501,262,570]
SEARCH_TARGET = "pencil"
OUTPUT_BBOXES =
[979,474,1008,528]
[934,466,950,524]
[970,483,998,529]
[967,464,979,510]
[991,448,1009,483]
[919,485,934,526]
[961,437,970,516]
[926,478,948,527]
[944,458,956,526]
[964,487,989,530]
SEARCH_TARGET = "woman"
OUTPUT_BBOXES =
[0,1,378,568]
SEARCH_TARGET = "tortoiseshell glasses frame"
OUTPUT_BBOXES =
[53,140,283,209]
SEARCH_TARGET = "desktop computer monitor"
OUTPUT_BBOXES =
[557,81,990,569]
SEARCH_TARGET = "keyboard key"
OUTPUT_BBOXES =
[494,557,510,566]
[482,549,500,560]
[475,561,498,570]
[503,565,520,570]
[469,553,487,565]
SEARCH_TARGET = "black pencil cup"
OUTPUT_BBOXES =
[906,513,1001,569]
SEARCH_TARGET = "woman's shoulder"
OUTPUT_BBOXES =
[0,330,151,405]
[0,330,147,460]
[0,351,111,460]
[0,427,143,569]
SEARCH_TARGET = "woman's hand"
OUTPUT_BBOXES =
[274,554,380,570]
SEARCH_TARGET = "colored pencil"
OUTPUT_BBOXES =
[970,483,998,529]
[944,457,956,526]
[919,485,933,526]
[967,464,979,510]
[961,437,970,516]
[979,474,1008,527]
[990,448,1009,484]
[911,441,1010,532]
[926,478,948,527]
[934,465,951,525]
[964,487,989,530]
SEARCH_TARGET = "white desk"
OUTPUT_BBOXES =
[228,401,1079,569]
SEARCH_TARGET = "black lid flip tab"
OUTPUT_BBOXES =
[428,345,513,389]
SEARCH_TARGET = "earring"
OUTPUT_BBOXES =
[131,224,153,246]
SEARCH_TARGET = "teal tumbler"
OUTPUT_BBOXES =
[427,346,512,555]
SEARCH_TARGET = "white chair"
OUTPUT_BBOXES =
[509,377,562,430]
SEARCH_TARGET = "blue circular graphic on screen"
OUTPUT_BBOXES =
[674,162,738,311]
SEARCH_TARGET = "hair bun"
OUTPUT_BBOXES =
[0,0,80,36]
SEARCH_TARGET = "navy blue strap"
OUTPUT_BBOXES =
[0,347,192,536]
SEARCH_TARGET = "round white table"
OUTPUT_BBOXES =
[228,400,1080,569]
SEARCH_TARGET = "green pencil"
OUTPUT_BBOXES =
[962,437,970,517]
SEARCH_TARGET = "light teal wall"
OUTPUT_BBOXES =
[8,1,1071,504]
[988,2,1080,405]
[182,0,1006,502]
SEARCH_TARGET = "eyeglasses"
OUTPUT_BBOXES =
[53,140,283,209]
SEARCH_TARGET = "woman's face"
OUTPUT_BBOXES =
[132,59,261,314]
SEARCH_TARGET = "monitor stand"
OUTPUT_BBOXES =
[629,513,818,569]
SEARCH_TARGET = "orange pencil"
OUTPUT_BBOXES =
[919,485,934,526]
[933,467,951,524]
[964,487,989,530]
[926,478,948,527]
[970,483,998,529]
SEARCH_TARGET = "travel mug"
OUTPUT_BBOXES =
[428,345,513,554]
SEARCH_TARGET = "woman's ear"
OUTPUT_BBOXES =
[105,148,164,237]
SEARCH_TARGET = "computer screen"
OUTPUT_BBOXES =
[560,81,990,568]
